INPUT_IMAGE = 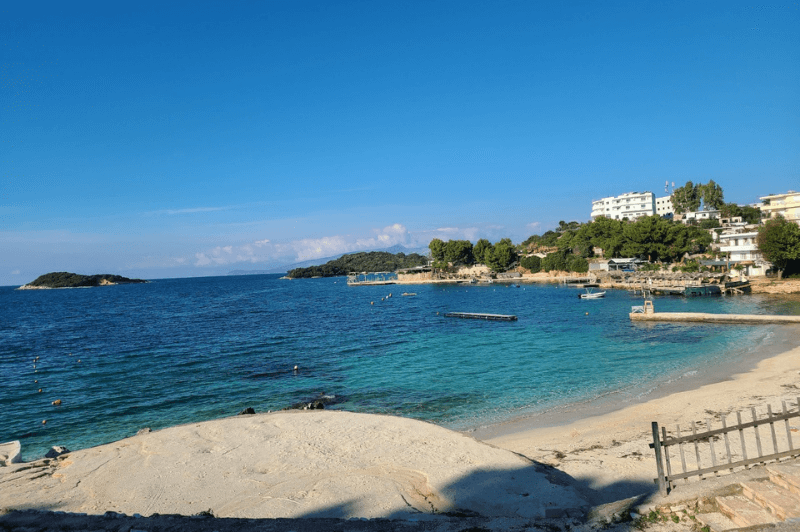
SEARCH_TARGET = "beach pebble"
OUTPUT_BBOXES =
[237,407,255,416]
[137,427,152,435]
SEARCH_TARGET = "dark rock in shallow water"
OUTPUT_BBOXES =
[44,446,70,458]
[284,393,339,411]
[238,407,256,415]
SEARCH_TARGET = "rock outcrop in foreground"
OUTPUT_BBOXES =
[0,411,588,520]
[18,272,148,289]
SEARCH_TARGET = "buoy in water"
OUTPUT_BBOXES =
[42,420,47,424]
[52,399,62,406]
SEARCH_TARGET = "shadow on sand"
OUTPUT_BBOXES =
[0,458,660,531]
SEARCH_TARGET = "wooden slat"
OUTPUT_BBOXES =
[721,415,733,472]
[707,418,718,471]
[677,424,688,478]
[692,421,702,474]
[662,426,672,485]
[737,411,748,462]
[753,407,764,460]
[785,401,794,451]
[652,422,667,495]
[768,404,779,454]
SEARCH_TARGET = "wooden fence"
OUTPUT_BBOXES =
[650,399,800,495]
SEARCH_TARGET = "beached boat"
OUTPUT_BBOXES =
[579,289,606,299]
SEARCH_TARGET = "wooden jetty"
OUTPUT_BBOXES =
[630,301,800,324]
[444,312,518,322]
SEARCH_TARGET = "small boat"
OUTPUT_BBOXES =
[579,288,606,299]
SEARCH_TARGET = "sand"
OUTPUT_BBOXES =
[478,344,800,504]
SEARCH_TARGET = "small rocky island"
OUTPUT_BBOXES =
[18,272,148,289]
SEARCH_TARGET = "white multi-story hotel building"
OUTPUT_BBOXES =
[718,230,770,277]
[590,192,656,221]
[655,195,674,218]
[759,191,800,225]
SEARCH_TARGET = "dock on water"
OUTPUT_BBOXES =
[630,301,800,324]
[444,312,518,322]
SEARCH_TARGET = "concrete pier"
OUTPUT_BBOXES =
[630,312,800,324]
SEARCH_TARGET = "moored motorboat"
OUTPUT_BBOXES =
[579,289,606,299]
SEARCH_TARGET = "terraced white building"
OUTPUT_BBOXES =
[590,191,656,221]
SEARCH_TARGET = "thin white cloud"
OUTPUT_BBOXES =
[526,222,541,231]
[11,270,20,275]
[192,224,413,268]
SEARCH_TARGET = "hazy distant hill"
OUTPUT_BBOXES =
[228,245,429,276]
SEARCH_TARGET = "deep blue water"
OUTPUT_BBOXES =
[2,274,798,460]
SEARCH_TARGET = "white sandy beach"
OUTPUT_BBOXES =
[479,343,800,504]
[2,341,800,528]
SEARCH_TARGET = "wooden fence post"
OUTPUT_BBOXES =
[652,421,667,495]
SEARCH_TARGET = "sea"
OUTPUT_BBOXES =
[2,274,799,461]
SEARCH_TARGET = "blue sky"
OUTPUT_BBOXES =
[2,1,798,285]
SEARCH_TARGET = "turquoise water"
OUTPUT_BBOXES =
[1,275,798,460]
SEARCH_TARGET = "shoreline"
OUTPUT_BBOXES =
[474,336,800,503]
[467,323,797,437]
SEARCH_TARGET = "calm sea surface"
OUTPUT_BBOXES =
[2,274,799,460]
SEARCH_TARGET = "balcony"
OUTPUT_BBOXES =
[720,244,757,253]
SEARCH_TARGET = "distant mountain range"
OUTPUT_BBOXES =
[227,245,429,276]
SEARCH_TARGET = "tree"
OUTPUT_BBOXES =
[444,240,474,265]
[558,227,593,258]
[585,216,625,258]
[565,255,589,273]
[429,239,446,262]
[541,250,568,272]
[520,255,541,273]
[700,180,724,210]
[672,181,701,214]
[719,202,742,219]
[741,206,762,225]
[756,217,800,279]
[473,239,492,265]
[557,220,581,232]
[485,238,517,271]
